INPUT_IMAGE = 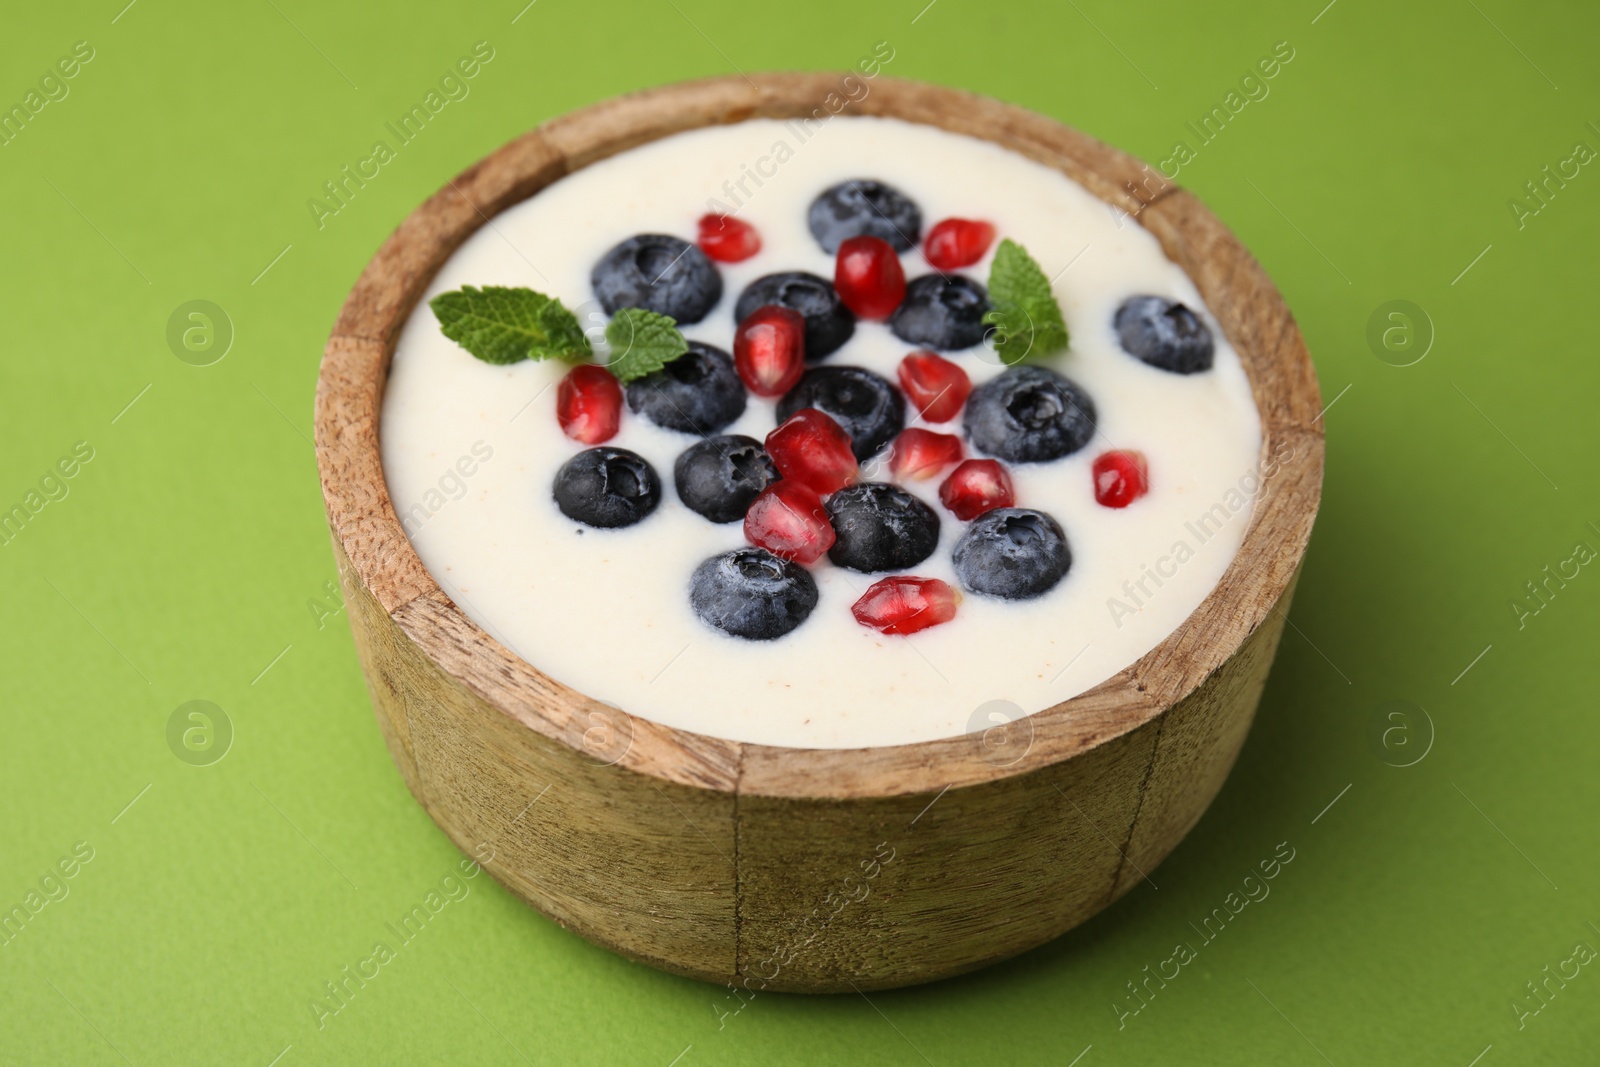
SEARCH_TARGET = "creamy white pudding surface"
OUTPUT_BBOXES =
[382,117,1263,749]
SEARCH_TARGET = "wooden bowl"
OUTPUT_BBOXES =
[315,73,1323,993]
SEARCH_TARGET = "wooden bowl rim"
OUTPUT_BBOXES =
[315,72,1323,801]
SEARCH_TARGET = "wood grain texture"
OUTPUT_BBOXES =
[1111,571,1297,902]
[315,73,1324,991]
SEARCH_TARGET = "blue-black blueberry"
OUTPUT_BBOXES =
[592,234,722,324]
[673,435,778,524]
[552,446,661,528]
[952,508,1070,600]
[889,274,991,351]
[963,365,1097,463]
[1113,295,1214,374]
[824,482,940,573]
[734,271,855,362]
[775,366,905,461]
[808,179,922,253]
[689,548,819,640]
[625,341,746,435]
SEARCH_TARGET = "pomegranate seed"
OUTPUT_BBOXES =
[889,429,963,481]
[834,235,907,319]
[897,351,971,422]
[734,305,806,397]
[939,459,1015,520]
[851,576,960,635]
[765,408,858,495]
[923,218,997,271]
[744,481,835,564]
[1093,450,1149,508]
[697,213,761,263]
[556,364,623,444]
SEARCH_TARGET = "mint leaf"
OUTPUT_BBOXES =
[982,239,1069,364]
[430,286,592,365]
[605,308,689,384]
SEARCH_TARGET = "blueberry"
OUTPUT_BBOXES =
[553,447,661,528]
[1113,295,1214,374]
[963,366,1097,463]
[673,435,778,523]
[889,274,992,351]
[775,366,905,461]
[808,179,922,254]
[592,234,722,324]
[952,508,1071,600]
[690,548,818,640]
[625,341,746,435]
[825,482,940,573]
[734,272,855,361]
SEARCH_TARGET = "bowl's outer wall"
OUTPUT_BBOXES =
[335,529,1297,991]
[316,73,1324,992]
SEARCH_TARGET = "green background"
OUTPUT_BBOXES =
[3,0,1596,1063]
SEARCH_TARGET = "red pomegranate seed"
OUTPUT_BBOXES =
[1093,450,1149,508]
[924,218,997,271]
[766,408,858,495]
[888,428,964,481]
[851,576,960,635]
[697,213,761,263]
[734,305,806,397]
[897,351,971,423]
[939,459,1015,520]
[834,235,907,319]
[744,481,835,564]
[556,364,622,444]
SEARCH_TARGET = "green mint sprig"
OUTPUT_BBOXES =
[431,286,692,385]
[430,286,592,365]
[982,239,1069,365]
[605,308,690,384]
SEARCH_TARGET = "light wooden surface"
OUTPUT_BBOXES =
[315,73,1323,992]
